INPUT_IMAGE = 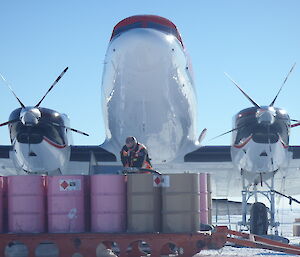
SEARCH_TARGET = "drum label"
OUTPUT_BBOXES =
[153,175,170,187]
[59,179,82,191]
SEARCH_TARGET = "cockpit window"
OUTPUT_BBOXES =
[12,122,65,145]
[252,126,280,144]
[111,15,184,47]
[113,22,142,38]
[147,22,179,38]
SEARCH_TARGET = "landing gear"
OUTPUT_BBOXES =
[238,171,279,235]
[250,202,268,235]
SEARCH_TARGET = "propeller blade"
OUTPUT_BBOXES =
[51,122,89,136]
[0,118,19,127]
[290,118,300,127]
[0,74,25,108]
[291,122,300,128]
[198,128,207,144]
[224,72,260,108]
[210,127,241,141]
[35,67,69,107]
[269,63,296,107]
[67,127,89,136]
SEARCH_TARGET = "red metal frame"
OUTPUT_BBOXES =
[227,228,300,255]
[0,226,227,257]
[3,224,300,256]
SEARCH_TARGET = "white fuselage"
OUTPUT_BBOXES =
[11,138,70,174]
[231,138,289,184]
[101,28,198,163]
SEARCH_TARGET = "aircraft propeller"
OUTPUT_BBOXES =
[212,63,297,170]
[210,125,247,141]
[291,120,300,128]
[269,63,296,107]
[35,67,68,108]
[224,72,260,108]
[219,63,296,133]
[0,74,25,108]
[0,67,89,136]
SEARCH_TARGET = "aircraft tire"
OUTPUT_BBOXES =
[250,202,268,235]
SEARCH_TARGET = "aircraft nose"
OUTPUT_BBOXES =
[111,28,177,71]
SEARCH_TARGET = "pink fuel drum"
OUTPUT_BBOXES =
[91,175,126,232]
[8,175,46,233]
[47,175,86,233]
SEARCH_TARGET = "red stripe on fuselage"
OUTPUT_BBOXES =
[43,137,66,149]
[233,135,252,148]
[237,111,256,119]
[279,136,289,149]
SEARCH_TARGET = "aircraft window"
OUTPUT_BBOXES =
[17,133,43,144]
[147,22,178,38]
[12,122,65,145]
[111,20,183,47]
[113,22,142,38]
[234,113,256,145]
[238,122,288,145]
[234,124,253,145]
[10,123,21,141]
[44,125,65,145]
[252,132,279,144]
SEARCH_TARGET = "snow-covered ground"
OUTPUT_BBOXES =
[196,247,294,257]
[196,209,300,257]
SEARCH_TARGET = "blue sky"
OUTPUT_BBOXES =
[0,0,300,146]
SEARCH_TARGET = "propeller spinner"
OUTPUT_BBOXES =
[20,107,41,126]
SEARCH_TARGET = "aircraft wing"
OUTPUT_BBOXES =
[0,145,18,175]
[70,145,117,162]
[184,146,241,198]
[275,146,300,196]
[67,145,119,175]
[184,145,300,198]
[0,145,118,176]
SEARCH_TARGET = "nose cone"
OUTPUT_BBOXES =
[110,28,179,71]
[256,107,276,125]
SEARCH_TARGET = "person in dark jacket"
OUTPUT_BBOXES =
[120,136,152,169]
